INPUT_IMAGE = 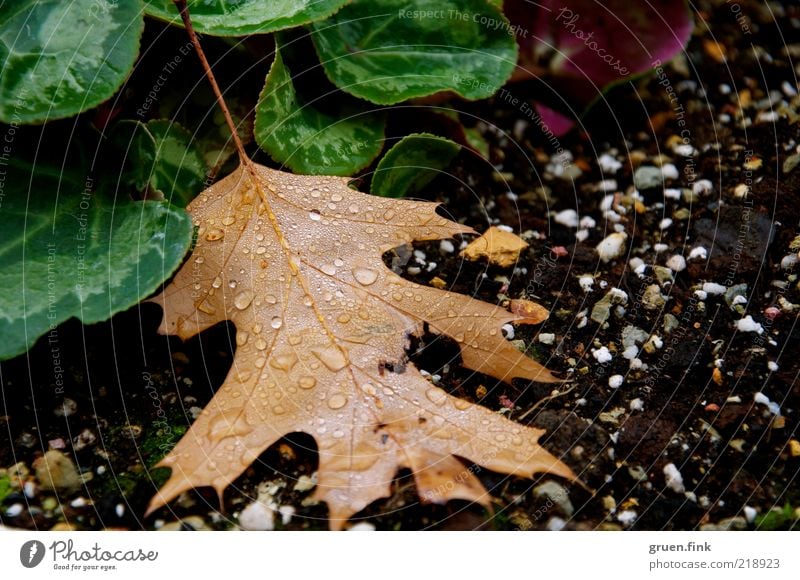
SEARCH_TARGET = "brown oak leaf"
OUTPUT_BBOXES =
[145,159,575,529]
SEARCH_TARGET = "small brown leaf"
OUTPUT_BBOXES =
[460,226,529,268]
[146,161,573,529]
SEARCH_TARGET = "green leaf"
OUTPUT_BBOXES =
[310,0,517,104]
[113,120,208,208]
[0,159,193,361]
[0,0,143,124]
[371,133,459,197]
[144,0,349,36]
[254,44,385,176]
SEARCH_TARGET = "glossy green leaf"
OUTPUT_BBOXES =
[0,159,193,361]
[113,120,208,207]
[0,0,143,124]
[144,0,349,36]
[371,133,460,197]
[254,45,385,176]
[310,0,517,104]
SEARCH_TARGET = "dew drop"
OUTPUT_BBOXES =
[334,258,344,267]
[221,216,235,226]
[309,210,322,221]
[454,399,471,410]
[383,209,395,220]
[194,256,205,264]
[271,316,283,329]
[236,331,249,346]
[265,294,278,304]
[211,276,223,289]
[288,335,303,346]
[327,393,348,410]
[272,405,286,415]
[197,300,216,315]
[353,267,378,286]
[312,347,348,372]
[233,290,254,310]
[331,193,343,202]
[337,313,351,324]
[256,246,267,255]
[348,203,359,214]
[255,338,268,350]
[270,352,298,372]
[298,376,317,390]
[205,228,224,241]
[321,264,337,276]
[425,387,447,406]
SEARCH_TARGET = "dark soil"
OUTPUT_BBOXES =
[1,0,799,531]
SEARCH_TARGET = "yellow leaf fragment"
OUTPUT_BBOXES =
[460,226,529,268]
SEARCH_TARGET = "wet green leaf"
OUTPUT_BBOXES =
[0,0,143,124]
[254,44,385,176]
[0,159,193,361]
[144,0,349,36]
[371,133,459,197]
[310,0,517,104]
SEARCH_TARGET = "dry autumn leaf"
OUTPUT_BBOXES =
[147,1,575,530]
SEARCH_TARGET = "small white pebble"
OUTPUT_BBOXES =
[736,315,764,334]
[426,262,437,272]
[629,358,644,370]
[579,275,594,292]
[666,254,686,272]
[505,191,519,201]
[659,218,673,230]
[629,257,644,270]
[596,232,627,263]
[71,497,87,508]
[5,503,24,517]
[348,522,377,531]
[598,153,622,174]
[653,243,668,253]
[608,374,624,388]
[555,209,579,228]
[743,506,757,524]
[547,516,567,531]
[663,463,685,494]
[617,510,637,526]
[732,295,747,306]
[575,229,589,242]
[239,502,275,531]
[673,144,695,156]
[661,164,679,179]
[767,361,779,372]
[664,188,682,200]
[694,290,708,300]
[629,398,645,412]
[278,505,296,525]
[23,481,36,499]
[538,333,555,345]
[781,81,797,97]
[780,254,798,269]
[703,282,727,295]
[115,504,125,518]
[649,335,664,349]
[622,345,639,360]
[600,194,615,212]
[693,179,713,196]
[439,240,455,254]
[597,179,618,192]
[754,392,780,415]
[689,246,708,260]
[592,346,613,364]
[580,216,596,229]
[501,324,515,340]
[496,224,514,233]
[406,266,421,275]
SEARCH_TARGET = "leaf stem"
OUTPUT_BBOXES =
[173,0,248,163]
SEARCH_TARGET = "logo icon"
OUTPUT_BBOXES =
[20,540,46,568]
